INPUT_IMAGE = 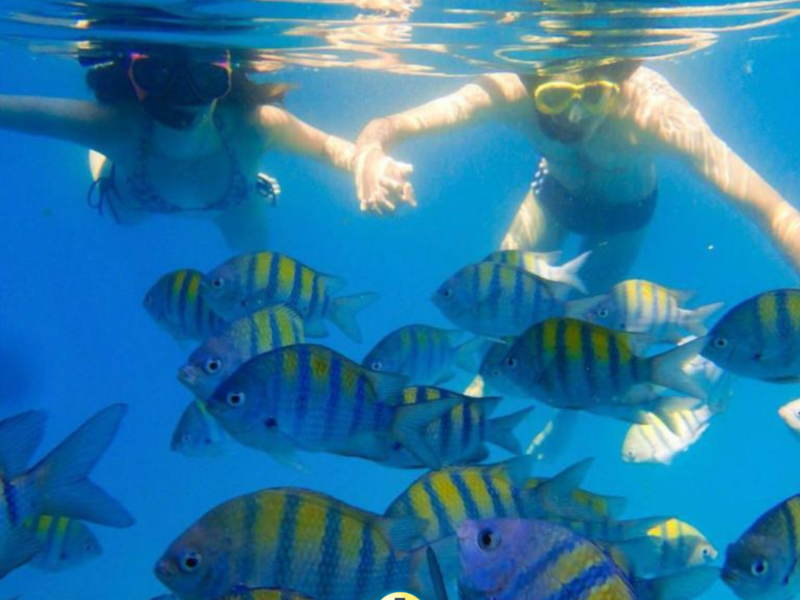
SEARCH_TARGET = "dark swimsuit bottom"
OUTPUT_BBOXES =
[87,113,278,223]
[532,160,657,236]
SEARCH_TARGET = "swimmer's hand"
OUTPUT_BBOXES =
[353,145,417,215]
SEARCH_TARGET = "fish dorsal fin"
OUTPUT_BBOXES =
[0,410,47,479]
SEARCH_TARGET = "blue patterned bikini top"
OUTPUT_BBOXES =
[88,112,250,222]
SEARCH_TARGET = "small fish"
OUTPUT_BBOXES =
[383,457,593,542]
[544,515,671,544]
[217,588,317,600]
[778,398,800,435]
[566,280,722,344]
[622,402,714,465]
[381,387,531,468]
[432,262,566,336]
[171,400,231,458]
[206,344,459,467]
[483,250,590,294]
[522,477,627,522]
[702,289,800,383]
[26,515,102,571]
[490,318,707,415]
[609,518,718,578]
[723,493,800,600]
[178,305,305,400]
[155,488,433,600]
[143,269,227,341]
[362,325,464,386]
[201,252,378,342]
[457,518,719,600]
[0,405,134,578]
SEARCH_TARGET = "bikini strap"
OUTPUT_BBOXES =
[86,163,122,224]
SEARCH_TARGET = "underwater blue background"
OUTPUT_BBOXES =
[1,11,800,599]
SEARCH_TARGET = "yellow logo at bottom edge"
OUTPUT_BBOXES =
[380,593,421,600]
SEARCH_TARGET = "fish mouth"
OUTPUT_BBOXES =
[720,568,740,584]
[178,365,202,385]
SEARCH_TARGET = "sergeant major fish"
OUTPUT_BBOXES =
[26,515,102,571]
[0,405,134,578]
[171,400,231,458]
[483,250,590,294]
[566,279,723,345]
[702,289,800,383]
[155,487,436,600]
[178,304,305,400]
[363,325,464,386]
[144,269,226,342]
[201,252,378,342]
[206,344,461,467]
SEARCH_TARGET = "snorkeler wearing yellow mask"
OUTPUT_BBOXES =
[353,62,800,291]
[0,45,356,250]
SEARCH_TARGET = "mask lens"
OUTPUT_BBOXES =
[131,56,174,96]
[187,62,231,101]
[535,82,579,115]
[580,81,619,115]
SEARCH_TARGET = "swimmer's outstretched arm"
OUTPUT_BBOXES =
[0,96,120,154]
[353,73,527,213]
[627,68,800,274]
[259,104,356,173]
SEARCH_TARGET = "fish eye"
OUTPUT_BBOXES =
[751,559,768,577]
[211,278,224,289]
[264,417,278,428]
[371,361,383,371]
[180,551,202,573]
[204,358,223,374]
[596,308,610,318]
[144,293,153,306]
[226,391,245,408]
[713,337,728,349]
[181,433,192,443]
[440,288,453,298]
[477,528,501,551]
[505,357,518,369]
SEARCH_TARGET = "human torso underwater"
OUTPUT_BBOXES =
[91,103,267,223]
[516,72,660,205]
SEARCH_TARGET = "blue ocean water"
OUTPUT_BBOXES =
[1,2,800,599]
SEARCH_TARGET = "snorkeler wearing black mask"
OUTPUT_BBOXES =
[0,44,357,250]
[351,61,800,292]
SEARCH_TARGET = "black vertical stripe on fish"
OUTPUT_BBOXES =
[555,319,570,399]
[780,504,799,584]
[776,291,793,369]
[506,537,580,598]
[273,492,301,588]
[324,356,343,442]
[294,346,312,435]
[268,310,283,352]
[317,505,342,600]
[382,550,398,593]
[488,264,502,316]
[482,473,507,518]
[608,333,621,393]
[543,561,617,600]
[176,272,191,334]
[451,472,480,518]
[581,322,598,399]
[290,263,304,307]
[349,376,367,436]
[462,401,474,455]
[423,478,453,534]
[240,494,259,582]
[308,275,320,319]
[440,403,453,458]
[353,521,375,600]
[267,254,281,299]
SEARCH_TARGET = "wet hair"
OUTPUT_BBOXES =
[520,59,642,93]
[85,54,289,108]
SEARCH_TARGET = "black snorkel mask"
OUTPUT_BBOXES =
[126,50,232,129]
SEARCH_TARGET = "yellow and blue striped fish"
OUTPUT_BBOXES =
[381,386,532,468]
[155,488,432,600]
[26,515,101,571]
[621,402,714,465]
[608,519,717,578]
[171,399,231,458]
[432,262,565,337]
[383,457,592,543]
[566,279,723,344]
[457,519,719,600]
[490,318,707,412]
[201,252,378,342]
[363,325,464,386]
[523,477,628,522]
[206,344,460,467]
[544,515,671,545]
[217,588,317,600]
[483,250,590,294]
[702,289,800,382]
[723,494,800,600]
[144,269,226,341]
[179,304,305,400]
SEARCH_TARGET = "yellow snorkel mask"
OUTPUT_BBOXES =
[534,80,620,116]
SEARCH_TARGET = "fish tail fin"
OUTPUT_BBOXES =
[327,292,380,342]
[0,410,47,478]
[557,251,591,294]
[21,404,134,528]
[391,398,462,468]
[633,567,720,600]
[486,407,535,454]
[649,338,708,400]
[680,302,724,336]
